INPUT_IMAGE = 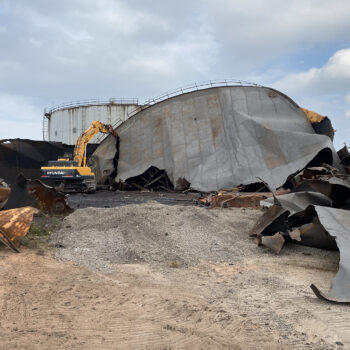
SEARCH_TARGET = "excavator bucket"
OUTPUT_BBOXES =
[0,206,38,252]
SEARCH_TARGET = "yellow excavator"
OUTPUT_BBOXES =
[40,121,117,192]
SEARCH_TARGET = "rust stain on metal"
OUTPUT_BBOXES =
[200,189,290,209]
[5,174,72,215]
[27,179,73,215]
[302,108,325,124]
[289,228,301,242]
[0,187,11,202]
[249,205,289,237]
[0,206,38,252]
[261,233,285,254]
[210,118,220,141]
[337,143,349,161]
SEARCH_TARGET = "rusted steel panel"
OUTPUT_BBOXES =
[111,86,339,192]
[27,179,73,214]
[0,206,37,252]
[261,233,285,254]
[337,144,349,161]
[288,217,337,250]
[200,189,290,208]
[249,205,289,238]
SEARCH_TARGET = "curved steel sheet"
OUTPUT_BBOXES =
[112,86,338,191]
[311,206,350,303]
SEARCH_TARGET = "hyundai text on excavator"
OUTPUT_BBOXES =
[40,121,117,193]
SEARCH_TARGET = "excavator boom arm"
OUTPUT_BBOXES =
[73,121,116,166]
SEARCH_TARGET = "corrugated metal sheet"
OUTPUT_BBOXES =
[113,86,339,191]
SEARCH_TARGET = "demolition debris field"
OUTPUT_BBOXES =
[1,199,350,350]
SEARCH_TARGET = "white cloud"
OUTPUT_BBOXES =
[345,110,350,119]
[346,94,350,104]
[204,0,350,70]
[0,93,42,140]
[274,48,350,94]
[0,0,349,147]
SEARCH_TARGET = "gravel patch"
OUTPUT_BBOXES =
[52,201,263,271]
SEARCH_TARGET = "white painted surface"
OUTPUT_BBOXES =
[48,104,138,145]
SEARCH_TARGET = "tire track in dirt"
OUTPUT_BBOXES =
[0,248,318,350]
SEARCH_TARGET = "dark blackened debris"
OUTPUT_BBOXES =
[302,108,335,140]
[337,143,350,175]
[249,205,289,238]
[311,116,334,140]
[117,166,174,192]
[5,173,72,215]
[0,139,97,185]
[5,173,37,209]
[337,143,349,161]
[288,207,338,250]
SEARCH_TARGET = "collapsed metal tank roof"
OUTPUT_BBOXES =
[93,84,339,191]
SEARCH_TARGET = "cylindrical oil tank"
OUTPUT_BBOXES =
[43,98,139,145]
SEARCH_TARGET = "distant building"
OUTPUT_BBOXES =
[43,98,139,145]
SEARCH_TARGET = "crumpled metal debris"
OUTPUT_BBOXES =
[336,144,350,175]
[301,108,335,140]
[288,206,338,250]
[251,191,340,253]
[249,159,349,304]
[260,191,332,214]
[199,189,290,208]
[292,178,350,208]
[249,205,290,253]
[5,173,72,214]
[117,166,174,192]
[27,179,73,214]
[88,134,119,185]
[0,206,38,252]
[309,206,350,303]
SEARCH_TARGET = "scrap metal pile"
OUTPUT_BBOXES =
[0,173,72,252]
[200,146,350,303]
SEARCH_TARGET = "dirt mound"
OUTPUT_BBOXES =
[52,201,262,271]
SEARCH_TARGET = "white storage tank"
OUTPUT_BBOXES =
[43,98,139,145]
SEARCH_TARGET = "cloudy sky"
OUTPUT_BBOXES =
[0,0,349,148]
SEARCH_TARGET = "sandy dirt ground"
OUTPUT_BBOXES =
[0,202,349,350]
